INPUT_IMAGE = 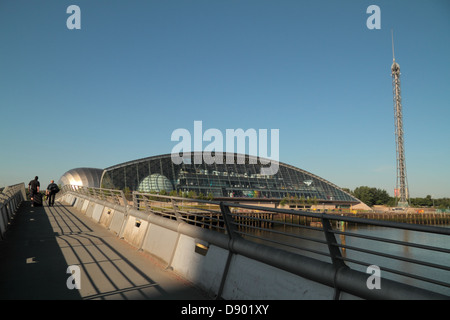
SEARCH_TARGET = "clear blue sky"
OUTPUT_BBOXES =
[1,0,449,198]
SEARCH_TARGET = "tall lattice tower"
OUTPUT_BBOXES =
[391,31,409,207]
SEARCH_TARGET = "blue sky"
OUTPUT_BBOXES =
[0,0,449,198]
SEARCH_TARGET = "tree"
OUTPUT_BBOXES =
[187,190,197,199]
[169,190,178,197]
[410,195,433,207]
[352,186,392,207]
[353,186,376,206]
[374,189,390,205]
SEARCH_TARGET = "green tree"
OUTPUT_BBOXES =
[353,186,375,206]
[187,190,197,199]
[198,192,206,200]
[123,187,131,200]
[280,196,289,206]
[352,186,392,207]
[169,190,178,197]
[374,189,390,205]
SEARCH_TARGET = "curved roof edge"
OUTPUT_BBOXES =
[102,152,358,203]
[59,167,104,188]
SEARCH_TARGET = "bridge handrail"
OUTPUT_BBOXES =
[133,191,450,293]
[59,185,127,206]
[61,186,450,299]
[0,183,27,240]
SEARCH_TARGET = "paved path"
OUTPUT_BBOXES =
[0,200,210,300]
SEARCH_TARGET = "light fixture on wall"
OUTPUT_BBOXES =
[195,240,209,256]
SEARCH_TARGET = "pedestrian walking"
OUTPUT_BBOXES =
[28,176,41,207]
[46,180,60,207]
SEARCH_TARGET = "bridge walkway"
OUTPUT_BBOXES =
[0,200,210,300]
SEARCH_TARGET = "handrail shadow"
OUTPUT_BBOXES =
[0,201,207,300]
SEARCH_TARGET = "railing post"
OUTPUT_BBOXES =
[119,190,127,207]
[321,215,348,299]
[220,202,240,240]
[132,191,138,209]
[216,202,242,300]
[171,198,183,221]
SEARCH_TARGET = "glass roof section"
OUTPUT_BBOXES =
[100,153,357,203]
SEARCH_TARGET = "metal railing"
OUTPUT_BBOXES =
[60,185,127,207]
[133,191,450,298]
[63,187,450,299]
[0,183,27,240]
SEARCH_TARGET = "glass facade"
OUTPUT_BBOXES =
[100,153,358,203]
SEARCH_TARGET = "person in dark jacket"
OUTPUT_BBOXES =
[28,176,40,207]
[46,180,59,207]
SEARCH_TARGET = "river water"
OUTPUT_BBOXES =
[244,223,450,297]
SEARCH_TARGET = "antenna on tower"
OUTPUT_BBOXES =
[391,29,395,61]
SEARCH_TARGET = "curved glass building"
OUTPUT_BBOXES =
[100,153,358,204]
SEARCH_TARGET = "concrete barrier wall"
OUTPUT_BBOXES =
[221,254,332,299]
[121,215,149,249]
[0,184,26,240]
[170,235,229,297]
[109,210,125,236]
[0,204,9,239]
[141,223,179,265]
[99,207,115,228]
[57,192,346,299]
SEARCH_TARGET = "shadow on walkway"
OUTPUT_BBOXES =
[0,200,210,300]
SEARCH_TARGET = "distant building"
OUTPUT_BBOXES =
[97,153,360,209]
[59,167,103,188]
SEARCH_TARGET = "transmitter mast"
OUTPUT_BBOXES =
[391,31,409,207]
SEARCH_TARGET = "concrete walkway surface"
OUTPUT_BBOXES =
[0,200,211,300]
